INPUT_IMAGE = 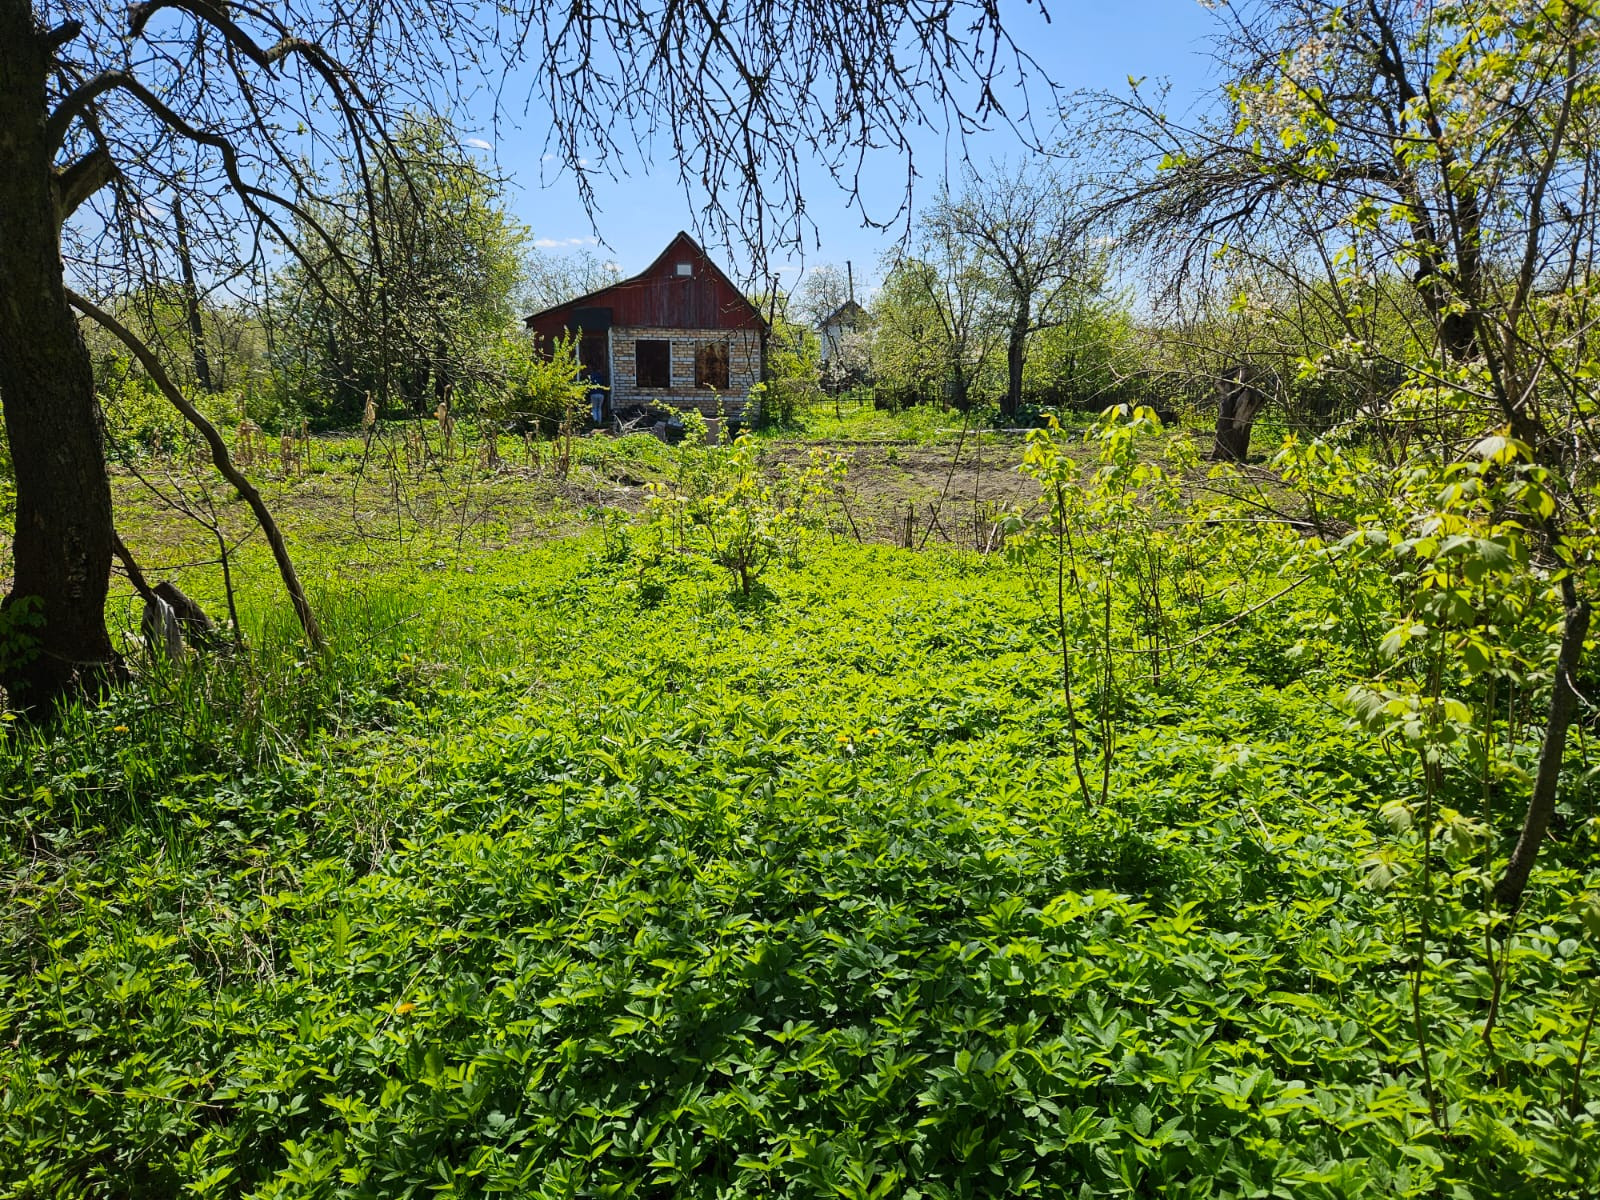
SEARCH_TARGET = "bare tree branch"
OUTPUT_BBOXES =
[66,287,326,652]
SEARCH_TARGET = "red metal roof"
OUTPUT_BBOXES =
[523,232,767,341]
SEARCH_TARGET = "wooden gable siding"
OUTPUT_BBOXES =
[524,232,764,343]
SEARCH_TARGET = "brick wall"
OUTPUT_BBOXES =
[609,325,763,417]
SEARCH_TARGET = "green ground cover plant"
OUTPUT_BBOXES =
[11,0,1600,1190]
[768,399,985,446]
[1,451,1596,1196]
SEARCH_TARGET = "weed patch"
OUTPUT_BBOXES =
[0,534,1595,1198]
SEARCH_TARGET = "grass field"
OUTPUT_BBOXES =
[1,417,1596,1198]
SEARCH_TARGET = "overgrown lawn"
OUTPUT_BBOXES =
[1,533,1595,1198]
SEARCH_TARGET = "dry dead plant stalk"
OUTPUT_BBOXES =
[69,289,325,652]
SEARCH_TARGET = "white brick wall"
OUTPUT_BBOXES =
[609,325,763,417]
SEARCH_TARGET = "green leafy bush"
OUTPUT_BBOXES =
[96,355,244,451]
[643,428,836,596]
[471,332,590,436]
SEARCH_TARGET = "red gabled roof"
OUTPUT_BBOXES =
[523,232,767,339]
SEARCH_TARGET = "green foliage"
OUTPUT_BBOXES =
[1009,406,1215,806]
[1020,302,1144,407]
[753,309,820,429]
[2,499,1597,1196]
[96,356,245,451]
[0,594,44,679]
[471,333,590,434]
[870,250,999,409]
[271,116,532,425]
[767,397,976,445]
[867,165,1130,414]
[81,292,272,402]
[21,3,1600,1190]
[643,428,836,595]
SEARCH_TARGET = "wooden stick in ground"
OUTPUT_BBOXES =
[67,289,325,652]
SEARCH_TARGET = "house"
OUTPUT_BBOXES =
[817,299,870,366]
[523,232,768,422]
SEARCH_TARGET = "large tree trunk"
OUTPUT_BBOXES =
[0,2,119,711]
[1003,314,1027,419]
[1210,364,1268,463]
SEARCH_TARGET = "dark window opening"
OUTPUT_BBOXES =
[695,341,729,390]
[636,339,670,388]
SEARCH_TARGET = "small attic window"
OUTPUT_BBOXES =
[675,262,692,276]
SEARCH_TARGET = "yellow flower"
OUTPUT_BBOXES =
[114,725,129,733]
[395,1002,416,1015]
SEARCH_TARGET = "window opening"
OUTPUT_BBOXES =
[636,339,671,388]
[695,342,729,390]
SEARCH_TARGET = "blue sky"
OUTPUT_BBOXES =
[464,1,1226,296]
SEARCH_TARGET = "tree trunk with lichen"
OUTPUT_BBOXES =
[1211,363,1268,463]
[0,0,119,711]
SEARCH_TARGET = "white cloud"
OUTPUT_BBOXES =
[534,236,600,249]
[541,154,555,162]
[461,137,494,151]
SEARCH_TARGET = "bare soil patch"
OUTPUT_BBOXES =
[764,437,1041,550]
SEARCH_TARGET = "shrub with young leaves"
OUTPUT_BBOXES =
[470,332,590,436]
[1008,404,1235,807]
[96,354,243,453]
[644,428,837,596]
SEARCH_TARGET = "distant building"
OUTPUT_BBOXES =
[818,300,870,362]
[523,232,767,421]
